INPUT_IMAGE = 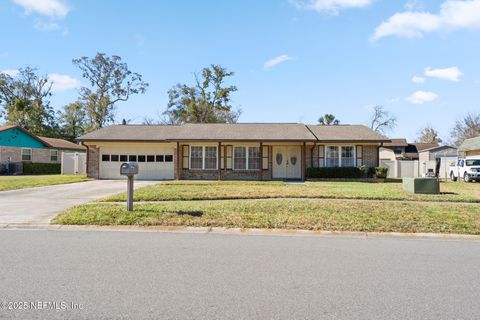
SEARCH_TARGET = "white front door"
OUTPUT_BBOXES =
[272,146,302,179]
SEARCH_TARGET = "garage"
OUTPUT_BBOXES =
[98,143,175,180]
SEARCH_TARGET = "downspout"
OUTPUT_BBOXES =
[377,142,383,167]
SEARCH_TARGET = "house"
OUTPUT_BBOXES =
[380,138,438,161]
[459,136,480,157]
[418,145,458,179]
[0,125,86,168]
[77,123,389,180]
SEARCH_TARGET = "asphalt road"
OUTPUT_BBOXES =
[0,180,156,224]
[1,230,479,320]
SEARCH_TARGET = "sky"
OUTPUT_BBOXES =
[1,0,480,142]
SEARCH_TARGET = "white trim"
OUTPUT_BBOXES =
[50,150,59,162]
[233,146,261,171]
[189,145,218,170]
[21,148,32,161]
[325,145,356,167]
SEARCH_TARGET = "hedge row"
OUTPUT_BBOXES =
[306,166,387,179]
[22,162,61,175]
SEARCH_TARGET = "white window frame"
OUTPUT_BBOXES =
[233,146,261,171]
[50,150,59,162]
[325,145,356,167]
[21,148,32,161]
[189,146,218,170]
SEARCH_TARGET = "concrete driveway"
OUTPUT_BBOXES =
[0,180,157,225]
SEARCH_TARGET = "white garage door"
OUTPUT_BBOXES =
[99,145,175,180]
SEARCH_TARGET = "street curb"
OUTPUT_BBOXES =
[2,223,480,240]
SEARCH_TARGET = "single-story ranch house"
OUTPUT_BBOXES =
[0,125,85,165]
[78,123,389,181]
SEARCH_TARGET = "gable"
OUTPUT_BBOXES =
[0,127,47,148]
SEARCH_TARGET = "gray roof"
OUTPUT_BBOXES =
[77,123,389,142]
[306,125,389,142]
[459,136,480,151]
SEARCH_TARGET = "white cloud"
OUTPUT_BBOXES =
[372,0,480,40]
[412,75,426,83]
[404,0,424,11]
[406,90,438,104]
[424,66,463,81]
[263,54,292,70]
[1,69,19,77]
[13,0,69,18]
[290,0,372,15]
[48,73,80,92]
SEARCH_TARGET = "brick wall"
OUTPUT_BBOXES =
[0,146,61,164]
[362,145,378,167]
[86,145,100,179]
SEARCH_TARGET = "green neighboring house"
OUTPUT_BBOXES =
[0,125,85,167]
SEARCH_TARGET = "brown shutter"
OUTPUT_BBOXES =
[262,145,269,169]
[182,145,189,169]
[226,145,233,169]
[356,145,363,166]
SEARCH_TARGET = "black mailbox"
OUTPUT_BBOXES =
[120,162,139,176]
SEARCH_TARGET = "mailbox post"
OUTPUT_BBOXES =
[120,162,139,211]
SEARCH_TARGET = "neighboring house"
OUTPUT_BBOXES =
[418,145,458,179]
[459,136,480,157]
[380,138,438,161]
[0,125,86,166]
[77,123,389,180]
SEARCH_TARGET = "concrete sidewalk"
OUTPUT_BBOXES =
[0,180,156,224]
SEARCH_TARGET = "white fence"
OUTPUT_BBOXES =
[61,152,86,175]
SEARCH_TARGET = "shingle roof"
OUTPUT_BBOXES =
[77,123,390,142]
[459,136,480,151]
[412,143,439,152]
[38,136,86,151]
[382,138,409,147]
[77,123,317,141]
[306,125,389,142]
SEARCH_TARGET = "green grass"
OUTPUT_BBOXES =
[53,199,480,234]
[101,180,480,203]
[0,175,91,191]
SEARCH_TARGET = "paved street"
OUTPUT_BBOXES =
[1,230,479,319]
[0,180,156,224]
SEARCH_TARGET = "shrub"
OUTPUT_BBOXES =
[307,167,375,179]
[375,167,388,179]
[22,162,61,175]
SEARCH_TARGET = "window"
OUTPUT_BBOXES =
[120,155,128,162]
[326,146,339,167]
[21,148,32,161]
[50,150,58,162]
[102,154,110,162]
[190,146,217,170]
[128,155,137,162]
[326,146,355,167]
[248,147,261,170]
[190,146,203,169]
[341,146,355,167]
[138,155,146,162]
[165,155,173,162]
[156,155,164,162]
[204,147,217,169]
[111,155,119,162]
[234,147,246,170]
[147,155,155,162]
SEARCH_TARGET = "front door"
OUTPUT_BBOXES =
[272,146,302,179]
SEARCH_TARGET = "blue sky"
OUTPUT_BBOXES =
[1,0,480,142]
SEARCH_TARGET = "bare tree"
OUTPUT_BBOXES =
[416,125,442,144]
[450,112,480,146]
[369,105,397,134]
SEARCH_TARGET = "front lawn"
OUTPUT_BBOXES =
[0,175,91,191]
[101,180,480,203]
[53,199,480,234]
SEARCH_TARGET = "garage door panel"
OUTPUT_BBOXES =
[99,145,175,180]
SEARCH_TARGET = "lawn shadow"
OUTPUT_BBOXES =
[440,192,457,195]
[176,211,203,217]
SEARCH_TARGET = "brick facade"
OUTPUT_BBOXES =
[362,145,379,167]
[0,146,62,164]
[86,145,100,179]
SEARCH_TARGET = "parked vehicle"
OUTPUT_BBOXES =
[449,157,480,182]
